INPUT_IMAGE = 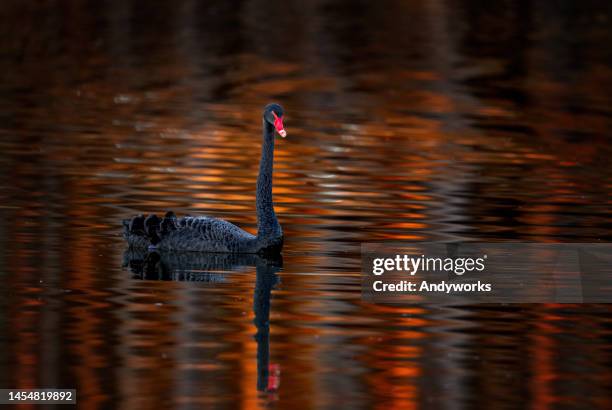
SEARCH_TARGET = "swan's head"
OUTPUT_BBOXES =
[264,103,286,138]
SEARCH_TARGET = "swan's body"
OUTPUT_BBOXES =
[125,215,282,253]
[123,104,286,255]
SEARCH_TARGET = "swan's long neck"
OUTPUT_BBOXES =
[256,120,281,240]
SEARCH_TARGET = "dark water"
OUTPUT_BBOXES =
[1,0,612,408]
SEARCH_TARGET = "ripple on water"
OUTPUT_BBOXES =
[1,0,612,408]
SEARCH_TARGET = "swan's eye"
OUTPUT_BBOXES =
[271,111,286,138]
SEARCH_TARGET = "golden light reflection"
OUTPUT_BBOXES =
[1,0,611,408]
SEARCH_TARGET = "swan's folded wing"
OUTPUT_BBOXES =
[158,216,256,252]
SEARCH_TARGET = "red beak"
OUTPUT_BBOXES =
[272,111,286,138]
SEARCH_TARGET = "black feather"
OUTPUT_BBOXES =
[129,214,146,235]
[160,211,177,236]
[145,214,162,245]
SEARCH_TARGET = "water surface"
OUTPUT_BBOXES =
[1,1,611,408]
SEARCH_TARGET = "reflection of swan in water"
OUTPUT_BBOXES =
[123,249,282,392]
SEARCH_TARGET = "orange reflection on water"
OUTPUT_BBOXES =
[1,0,612,408]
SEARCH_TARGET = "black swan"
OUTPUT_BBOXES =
[123,103,286,254]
